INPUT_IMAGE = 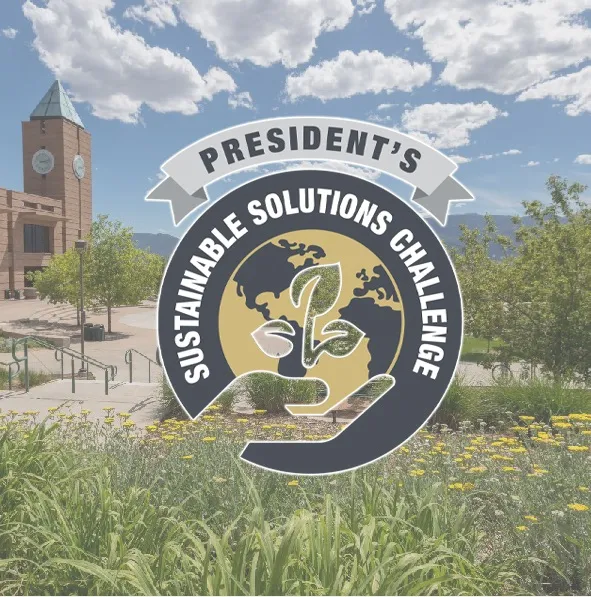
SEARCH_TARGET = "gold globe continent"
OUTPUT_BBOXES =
[218,230,405,406]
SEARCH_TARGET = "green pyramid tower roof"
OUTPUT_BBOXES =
[30,80,84,128]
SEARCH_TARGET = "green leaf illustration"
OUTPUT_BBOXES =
[290,263,341,317]
[318,319,365,357]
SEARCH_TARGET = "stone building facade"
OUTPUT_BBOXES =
[0,80,92,294]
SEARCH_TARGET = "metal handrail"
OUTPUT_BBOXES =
[0,359,21,391]
[10,336,116,396]
[23,336,118,380]
[124,348,161,383]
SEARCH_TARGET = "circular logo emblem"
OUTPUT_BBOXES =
[159,169,462,474]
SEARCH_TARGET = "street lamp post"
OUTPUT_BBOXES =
[75,240,88,374]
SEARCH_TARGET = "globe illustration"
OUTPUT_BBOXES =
[218,230,405,407]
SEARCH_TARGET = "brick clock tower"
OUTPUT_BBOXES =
[22,80,92,250]
[0,81,92,293]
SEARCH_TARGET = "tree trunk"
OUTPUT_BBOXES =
[107,305,112,333]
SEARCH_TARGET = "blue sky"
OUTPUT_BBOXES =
[1,0,590,236]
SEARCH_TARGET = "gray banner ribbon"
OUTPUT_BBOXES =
[146,117,473,226]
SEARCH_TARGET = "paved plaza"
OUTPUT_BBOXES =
[1,298,503,423]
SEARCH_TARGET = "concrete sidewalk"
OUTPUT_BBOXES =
[1,299,160,384]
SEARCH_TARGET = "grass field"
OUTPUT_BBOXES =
[460,336,504,363]
[0,406,589,595]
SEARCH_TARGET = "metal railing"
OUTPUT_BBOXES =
[0,358,21,391]
[15,336,117,396]
[2,337,30,392]
[124,348,161,383]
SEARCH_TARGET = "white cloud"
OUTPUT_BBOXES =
[286,50,431,101]
[377,103,396,110]
[123,0,177,27]
[522,161,540,167]
[447,149,521,164]
[125,0,355,68]
[367,113,392,123]
[448,154,471,164]
[228,91,254,110]
[1,28,18,39]
[355,0,376,15]
[384,0,591,95]
[401,101,506,149]
[575,154,591,165]
[284,160,382,180]
[517,65,591,116]
[23,0,235,123]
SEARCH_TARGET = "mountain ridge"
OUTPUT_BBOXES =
[132,214,529,259]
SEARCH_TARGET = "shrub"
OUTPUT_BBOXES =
[215,382,242,413]
[432,376,591,427]
[431,374,481,427]
[21,369,53,388]
[0,367,53,390]
[158,375,186,419]
[242,372,317,413]
[483,377,591,422]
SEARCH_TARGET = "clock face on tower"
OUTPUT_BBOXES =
[73,154,85,179]
[32,149,55,175]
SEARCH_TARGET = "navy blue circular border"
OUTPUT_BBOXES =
[159,170,462,474]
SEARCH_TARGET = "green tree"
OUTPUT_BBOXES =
[495,176,591,382]
[450,215,507,351]
[85,215,164,332]
[29,248,84,323]
[30,215,165,334]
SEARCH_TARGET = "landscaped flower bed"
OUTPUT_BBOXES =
[0,407,589,595]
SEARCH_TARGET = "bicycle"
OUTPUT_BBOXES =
[492,362,513,383]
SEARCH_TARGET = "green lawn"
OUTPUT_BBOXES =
[461,336,504,362]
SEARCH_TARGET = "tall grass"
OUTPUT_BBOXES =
[0,423,526,595]
[2,410,590,595]
[433,376,591,427]
[242,373,317,413]
[0,366,53,390]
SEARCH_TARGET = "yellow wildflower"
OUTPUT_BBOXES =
[567,503,589,512]
[567,445,589,452]
[448,482,474,491]
[287,480,299,487]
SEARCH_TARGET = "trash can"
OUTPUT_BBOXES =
[83,323,94,341]
[84,323,105,341]
[4,289,12,299]
[13,289,21,300]
[94,324,105,341]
